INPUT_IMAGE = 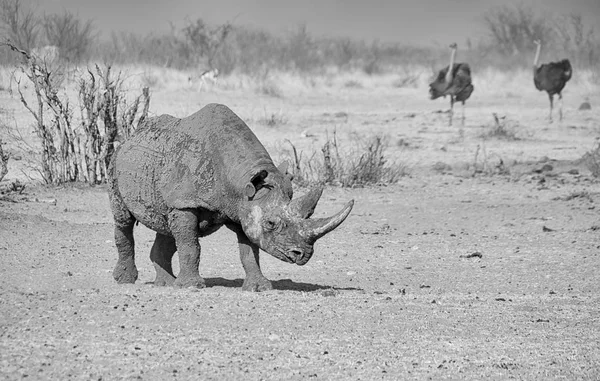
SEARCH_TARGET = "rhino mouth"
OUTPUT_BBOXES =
[429,88,438,100]
[274,247,313,265]
[289,248,313,266]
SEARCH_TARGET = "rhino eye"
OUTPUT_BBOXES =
[263,219,278,231]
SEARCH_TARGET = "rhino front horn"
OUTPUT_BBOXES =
[300,200,354,242]
[289,186,324,219]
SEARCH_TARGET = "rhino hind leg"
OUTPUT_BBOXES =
[229,225,273,292]
[168,209,206,289]
[112,219,138,284]
[108,172,138,284]
[150,233,177,286]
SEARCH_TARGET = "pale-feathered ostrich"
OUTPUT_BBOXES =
[533,40,572,122]
[429,43,474,126]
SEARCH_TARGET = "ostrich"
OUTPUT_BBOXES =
[429,43,474,126]
[533,40,572,122]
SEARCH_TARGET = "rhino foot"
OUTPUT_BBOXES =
[153,264,176,286]
[174,274,206,289]
[242,277,273,292]
[113,260,138,284]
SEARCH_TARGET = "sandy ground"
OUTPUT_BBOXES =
[1,67,600,380]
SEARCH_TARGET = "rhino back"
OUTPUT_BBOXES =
[114,104,277,229]
[159,103,278,214]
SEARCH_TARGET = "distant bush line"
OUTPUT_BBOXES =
[1,0,598,75]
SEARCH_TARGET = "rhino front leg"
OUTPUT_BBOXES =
[112,221,138,284]
[229,225,273,292]
[150,233,177,286]
[168,209,206,289]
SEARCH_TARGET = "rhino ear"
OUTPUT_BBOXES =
[245,170,268,198]
[244,183,256,198]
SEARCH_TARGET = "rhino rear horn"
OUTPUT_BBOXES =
[289,187,323,219]
[277,161,289,175]
[278,160,294,183]
[300,199,354,242]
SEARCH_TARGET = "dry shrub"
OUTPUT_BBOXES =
[259,108,287,127]
[256,80,283,98]
[283,131,407,187]
[6,42,149,184]
[582,139,600,177]
[343,80,363,89]
[471,144,509,176]
[0,137,8,182]
[481,113,521,141]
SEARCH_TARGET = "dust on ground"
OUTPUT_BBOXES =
[1,68,599,380]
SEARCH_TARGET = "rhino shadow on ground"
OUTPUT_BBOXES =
[204,277,362,292]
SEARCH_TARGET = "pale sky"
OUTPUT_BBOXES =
[29,0,600,46]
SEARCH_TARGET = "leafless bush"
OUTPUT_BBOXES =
[484,5,551,56]
[472,144,509,177]
[582,139,600,178]
[6,42,149,184]
[78,65,150,182]
[259,108,287,127]
[181,18,231,69]
[344,80,363,89]
[554,14,599,67]
[42,10,95,63]
[283,132,407,187]
[481,113,521,141]
[9,43,80,183]
[0,0,39,51]
[0,137,8,182]
[482,5,599,69]
[392,67,421,88]
[256,80,283,98]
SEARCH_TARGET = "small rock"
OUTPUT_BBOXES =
[268,334,280,341]
[432,161,452,172]
[578,102,591,111]
[460,252,483,259]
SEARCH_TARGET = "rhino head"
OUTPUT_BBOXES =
[239,168,353,266]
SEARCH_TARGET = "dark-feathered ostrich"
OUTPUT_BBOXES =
[429,43,474,126]
[533,40,572,122]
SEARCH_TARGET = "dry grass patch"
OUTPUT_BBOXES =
[280,131,409,187]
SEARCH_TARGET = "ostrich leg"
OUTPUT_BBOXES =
[449,96,455,126]
[558,93,563,121]
[548,93,554,123]
[461,101,466,126]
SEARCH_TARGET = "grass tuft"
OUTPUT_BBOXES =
[281,131,408,188]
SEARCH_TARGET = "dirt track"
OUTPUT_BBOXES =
[1,167,599,379]
[1,69,600,379]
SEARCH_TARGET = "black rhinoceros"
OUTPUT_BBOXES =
[108,103,354,291]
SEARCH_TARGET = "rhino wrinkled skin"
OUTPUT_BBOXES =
[108,103,354,291]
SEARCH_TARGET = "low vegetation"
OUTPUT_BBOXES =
[282,131,408,188]
[5,42,149,185]
[583,139,600,177]
[0,1,598,73]
[0,0,598,187]
[480,113,521,141]
[0,137,7,182]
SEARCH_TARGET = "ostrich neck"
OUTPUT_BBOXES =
[445,48,457,83]
[533,43,541,69]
